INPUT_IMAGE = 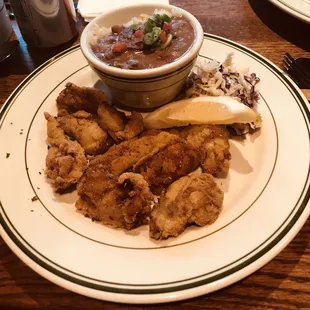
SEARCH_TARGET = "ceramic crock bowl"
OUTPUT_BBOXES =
[80,3,203,109]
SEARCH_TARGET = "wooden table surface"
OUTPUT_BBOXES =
[1,0,310,309]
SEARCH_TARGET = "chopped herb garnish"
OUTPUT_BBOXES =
[153,27,161,40]
[31,195,39,202]
[143,27,161,46]
[6,153,10,158]
[130,24,141,31]
[144,13,171,33]
[161,14,171,23]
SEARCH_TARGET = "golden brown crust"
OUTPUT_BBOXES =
[134,140,201,194]
[56,82,108,114]
[49,83,229,236]
[44,112,87,191]
[76,132,200,229]
[97,102,125,132]
[56,110,109,155]
[150,172,224,240]
[97,104,145,143]
[168,124,231,175]
[76,173,154,230]
[113,112,145,142]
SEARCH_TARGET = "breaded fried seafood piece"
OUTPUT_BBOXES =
[97,103,144,143]
[44,112,87,191]
[56,83,144,144]
[92,131,200,191]
[57,110,111,155]
[76,132,201,228]
[149,170,224,240]
[133,138,201,194]
[90,131,181,175]
[76,173,154,230]
[169,125,231,175]
[113,112,144,142]
[56,82,108,114]
[97,101,125,132]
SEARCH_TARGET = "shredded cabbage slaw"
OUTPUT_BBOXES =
[185,53,262,134]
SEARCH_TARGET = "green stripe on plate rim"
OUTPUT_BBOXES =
[0,34,309,295]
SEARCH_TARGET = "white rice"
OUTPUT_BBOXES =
[123,14,148,27]
[88,23,110,46]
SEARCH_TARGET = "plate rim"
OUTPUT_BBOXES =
[268,0,310,24]
[1,33,310,303]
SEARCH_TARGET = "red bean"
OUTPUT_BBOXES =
[111,25,125,34]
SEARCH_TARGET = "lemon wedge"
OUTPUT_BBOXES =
[143,96,258,129]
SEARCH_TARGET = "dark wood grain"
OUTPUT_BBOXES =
[1,0,310,309]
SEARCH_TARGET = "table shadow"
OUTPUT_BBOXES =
[0,14,86,79]
[2,217,309,309]
[248,0,310,52]
[0,37,78,79]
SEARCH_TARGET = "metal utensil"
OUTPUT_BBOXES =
[282,53,310,89]
[4,0,15,18]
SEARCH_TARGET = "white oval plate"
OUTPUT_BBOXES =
[268,0,310,24]
[0,34,310,304]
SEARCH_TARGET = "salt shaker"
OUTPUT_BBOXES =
[9,0,78,48]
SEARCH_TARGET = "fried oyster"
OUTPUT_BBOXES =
[150,170,224,240]
[46,83,229,237]
[57,110,111,155]
[76,172,154,230]
[76,132,201,228]
[44,112,87,191]
[169,124,231,175]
